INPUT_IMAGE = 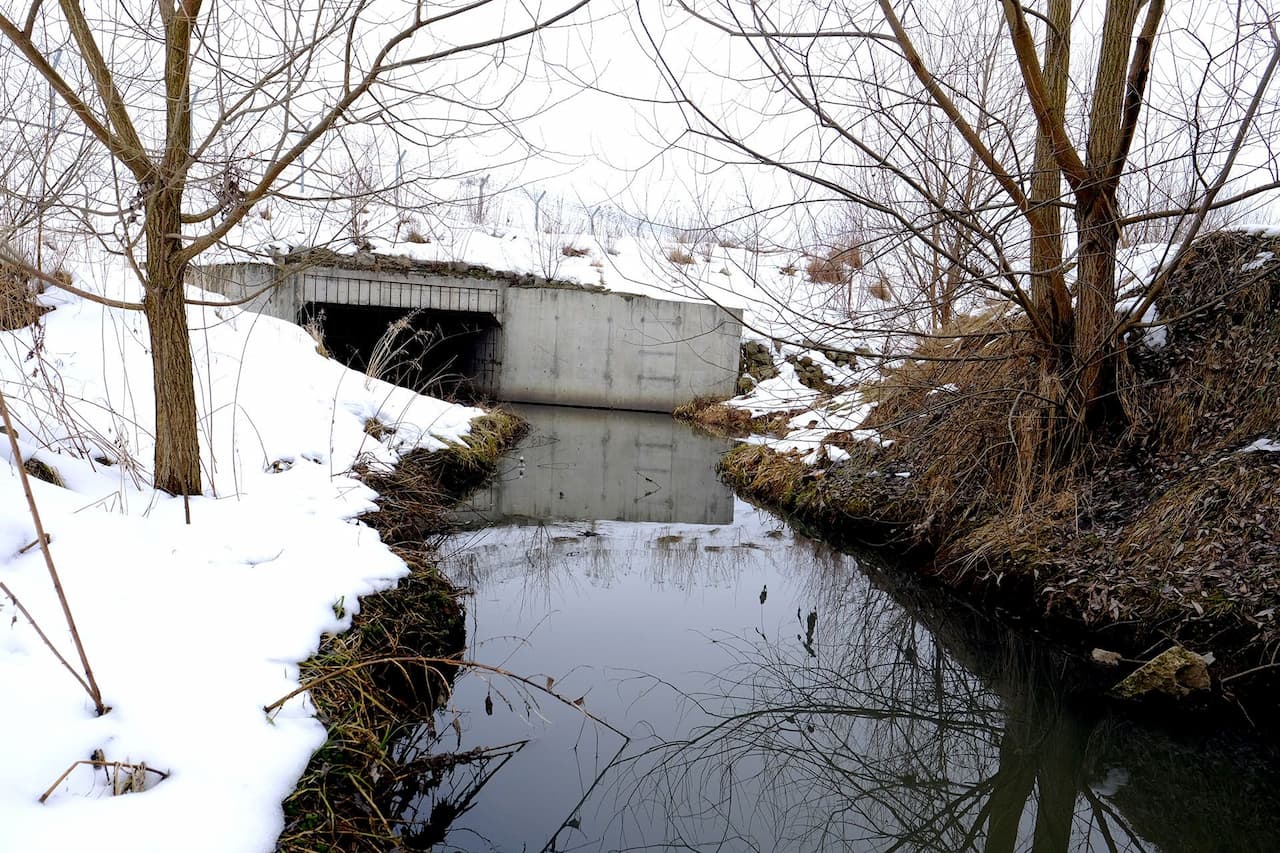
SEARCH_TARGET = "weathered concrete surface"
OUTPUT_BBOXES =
[500,286,739,412]
[192,260,742,412]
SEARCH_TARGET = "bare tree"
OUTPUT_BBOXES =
[0,0,593,496]
[641,0,1280,462]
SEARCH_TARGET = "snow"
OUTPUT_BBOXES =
[1241,251,1275,272]
[0,270,483,851]
[1239,438,1280,453]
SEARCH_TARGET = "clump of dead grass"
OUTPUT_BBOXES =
[0,259,48,331]
[673,396,792,438]
[855,306,1065,542]
[301,313,330,358]
[804,243,862,285]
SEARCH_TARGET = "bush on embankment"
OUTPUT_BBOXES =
[722,230,1280,714]
[277,409,527,852]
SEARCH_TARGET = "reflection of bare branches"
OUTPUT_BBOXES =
[599,577,1155,853]
[386,736,527,849]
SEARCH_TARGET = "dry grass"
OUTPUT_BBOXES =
[720,230,1280,710]
[867,276,894,302]
[561,244,590,258]
[673,396,792,438]
[277,409,527,851]
[0,260,48,331]
[276,553,469,852]
[804,243,863,285]
[23,457,65,488]
[666,247,696,265]
[853,305,1067,540]
[804,255,848,285]
[301,314,330,358]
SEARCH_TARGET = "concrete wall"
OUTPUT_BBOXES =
[189,263,294,320]
[192,261,743,412]
[498,286,741,412]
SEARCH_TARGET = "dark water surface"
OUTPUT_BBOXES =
[405,405,1280,852]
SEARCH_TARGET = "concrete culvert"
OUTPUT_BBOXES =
[301,302,500,401]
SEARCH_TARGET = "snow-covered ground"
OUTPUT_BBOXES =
[0,268,482,852]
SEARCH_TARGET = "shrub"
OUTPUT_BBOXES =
[867,276,894,302]
[805,243,864,285]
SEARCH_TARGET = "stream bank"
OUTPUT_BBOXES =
[275,410,527,852]
[712,230,1280,725]
[374,403,1280,851]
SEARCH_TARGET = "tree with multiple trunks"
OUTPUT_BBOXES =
[0,0,591,496]
[641,0,1279,468]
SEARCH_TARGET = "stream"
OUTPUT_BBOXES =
[398,404,1280,852]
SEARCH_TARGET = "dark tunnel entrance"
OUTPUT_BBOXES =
[301,302,501,401]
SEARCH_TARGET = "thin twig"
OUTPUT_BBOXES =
[264,654,629,740]
[0,581,95,699]
[0,388,107,715]
[18,534,49,554]
[1220,662,1280,685]
[38,759,170,804]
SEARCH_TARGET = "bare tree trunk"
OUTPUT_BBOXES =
[1073,0,1144,424]
[1028,0,1072,349]
[144,190,201,496]
[143,0,202,497]
[1072,203,1121,423]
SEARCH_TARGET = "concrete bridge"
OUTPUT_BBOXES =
[192,252,742,412]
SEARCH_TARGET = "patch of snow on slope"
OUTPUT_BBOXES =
[0,270,481,852]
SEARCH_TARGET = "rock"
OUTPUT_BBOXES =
[1091,648,1123,666]
[1108,645,1212,700]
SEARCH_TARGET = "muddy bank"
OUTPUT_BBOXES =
[276,410,527,852]
[717,231,1280,725]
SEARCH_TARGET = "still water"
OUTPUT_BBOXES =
[404,405,1280,852]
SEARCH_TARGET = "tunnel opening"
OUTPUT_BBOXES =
[301,302,500,402]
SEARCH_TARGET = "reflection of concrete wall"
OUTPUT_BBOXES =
[497,287,741,412]
[193,263,743,412]
[460,405,734,526]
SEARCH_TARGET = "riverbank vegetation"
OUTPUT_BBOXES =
[278,410,527,851]
[720,229,1280,719]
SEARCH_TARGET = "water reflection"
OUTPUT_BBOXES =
[410,408,1280,852]
[453,404,733,527]
[601,562,1280,852]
